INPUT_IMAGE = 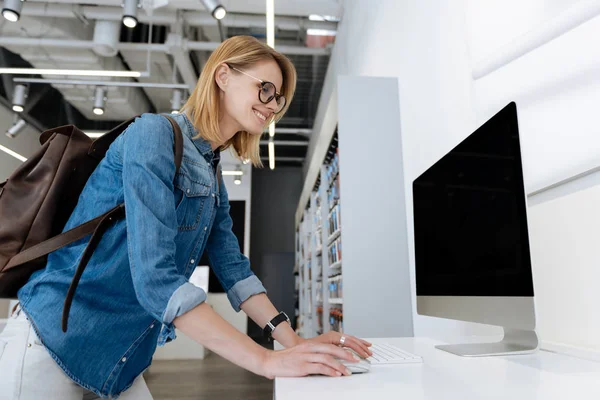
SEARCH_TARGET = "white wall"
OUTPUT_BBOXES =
[310,0,600,350]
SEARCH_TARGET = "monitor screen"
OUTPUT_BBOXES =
[413,102,534,297]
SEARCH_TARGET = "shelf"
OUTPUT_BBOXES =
[329,260,342,271]
[327,230,341,245]
[329,298,343,305]
[316,246,322,256]
[327,170,339,190]
[329,198,339,212]
[327,275,342,283]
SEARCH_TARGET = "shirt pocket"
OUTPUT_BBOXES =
[174,165,212,231]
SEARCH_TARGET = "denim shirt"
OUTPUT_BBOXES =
[17,113,267,399]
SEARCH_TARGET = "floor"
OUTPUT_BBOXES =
[145,343,274,400]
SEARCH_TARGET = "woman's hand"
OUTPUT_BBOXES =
[260,341,360,379]
[304,331,372,359]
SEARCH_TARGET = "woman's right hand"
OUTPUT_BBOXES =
[260,341,359,379]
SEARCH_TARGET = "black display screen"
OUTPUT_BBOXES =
[413,102,534,297]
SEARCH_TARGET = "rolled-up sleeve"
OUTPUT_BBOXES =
[121,114,207,328]
[206,168,266,312]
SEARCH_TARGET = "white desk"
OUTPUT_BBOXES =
[274,337,600,399]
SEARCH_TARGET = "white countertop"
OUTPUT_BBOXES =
[274,337,600,400]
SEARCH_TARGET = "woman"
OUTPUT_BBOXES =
[0,36,372,399]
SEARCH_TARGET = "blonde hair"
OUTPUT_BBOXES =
[181,36,297,167]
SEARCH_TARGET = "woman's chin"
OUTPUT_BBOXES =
[245,125,266,136]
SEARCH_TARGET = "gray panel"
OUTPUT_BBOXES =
[337,76,414,338]
[418,296,536,330]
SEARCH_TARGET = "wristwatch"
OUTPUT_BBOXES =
[263,311,291,341]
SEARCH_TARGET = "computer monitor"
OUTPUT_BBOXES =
[413,102,538,357]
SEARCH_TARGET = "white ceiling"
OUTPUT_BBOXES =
[23,0,343,17]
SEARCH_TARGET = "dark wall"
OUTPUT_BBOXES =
[249,166,303,339]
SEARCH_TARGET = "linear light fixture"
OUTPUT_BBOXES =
[0,143,26,161]
[0,68,142,78]
[268,139,275,170]
[266,0,275,47]
[222,170,244,176]
[84,131,105,138]
[266,0,276,169]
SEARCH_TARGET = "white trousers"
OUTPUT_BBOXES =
[0,304,153,400]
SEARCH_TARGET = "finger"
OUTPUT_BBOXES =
[309,343,357,362]
[306,362,343,377]
[342,336,372,358]
[307,354,351,376]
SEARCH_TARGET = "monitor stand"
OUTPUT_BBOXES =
[435,328,539,357]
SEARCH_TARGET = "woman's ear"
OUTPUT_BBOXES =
[215,63,230,91]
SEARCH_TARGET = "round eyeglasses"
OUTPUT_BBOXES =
[229,65,286,113]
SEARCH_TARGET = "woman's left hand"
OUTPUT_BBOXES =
[301,332,373,359]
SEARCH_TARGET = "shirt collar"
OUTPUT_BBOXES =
[179,112,217,158]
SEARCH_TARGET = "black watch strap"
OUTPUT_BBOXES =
[263,312,290,340]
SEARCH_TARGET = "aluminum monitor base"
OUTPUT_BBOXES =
[435,328,539,357]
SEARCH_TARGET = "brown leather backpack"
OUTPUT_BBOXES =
[0,115,183,331]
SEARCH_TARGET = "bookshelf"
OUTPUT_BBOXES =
[295,76,415,339]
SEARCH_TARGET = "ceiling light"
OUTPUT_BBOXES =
[268,139,275,170]
[234,174,242,185]
[2,0,23,23]
[170,89,183,114]
[213,6,226,20]
[201,0,226,20]
[11,83,27,113]
[6,118,26,139]
[0,143,26,161]
[93,86,107,116]
[0,68,142,78]
[122,0,138,28]
[307,29,337,36]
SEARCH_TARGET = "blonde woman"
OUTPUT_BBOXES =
[0,36,371,399]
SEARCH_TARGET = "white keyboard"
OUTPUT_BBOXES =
[367,343,423,365]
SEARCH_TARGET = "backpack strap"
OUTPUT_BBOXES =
[163,115,184,176]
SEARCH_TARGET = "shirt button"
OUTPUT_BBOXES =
[190,259,195,264]
[212,193,215,197]
[204,227,207,231]
[150,324,155,329]
[122,357,127,363]
[186,189,190,194]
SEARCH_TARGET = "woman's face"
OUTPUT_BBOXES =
[217,59,284,136]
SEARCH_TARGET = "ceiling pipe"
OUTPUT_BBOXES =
[14,77,189,89]
[0,37,330,56]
